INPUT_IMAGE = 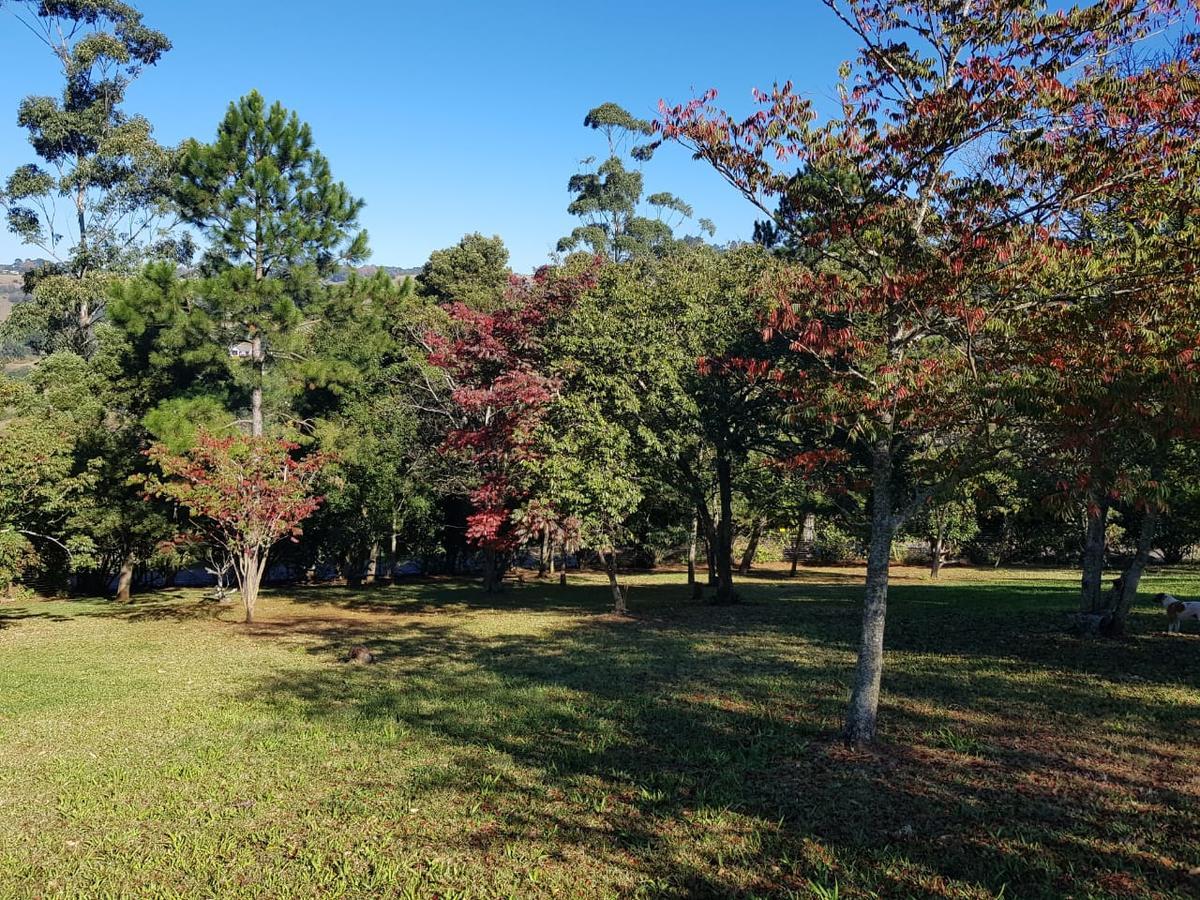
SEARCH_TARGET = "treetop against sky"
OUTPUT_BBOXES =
[0,0,858,272]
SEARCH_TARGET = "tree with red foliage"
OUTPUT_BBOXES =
[657,0,1200,743]
[1024,170,1200,632]
[426,263,600,592]
[144,432,326,622]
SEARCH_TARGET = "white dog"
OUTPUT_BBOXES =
[1155,593,1200,633]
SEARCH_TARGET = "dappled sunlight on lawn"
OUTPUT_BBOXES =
[1,566,1198,897]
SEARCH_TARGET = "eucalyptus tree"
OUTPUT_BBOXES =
[0,0,176,357]
[557,102,712,261]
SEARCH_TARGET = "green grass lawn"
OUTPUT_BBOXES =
[1,565,1198,898]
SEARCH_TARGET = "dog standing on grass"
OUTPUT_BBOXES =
[1155,593,1200,633]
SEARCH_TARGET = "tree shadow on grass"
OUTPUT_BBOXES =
[245,587,1200,898]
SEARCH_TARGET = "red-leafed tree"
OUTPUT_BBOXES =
[426,263,600,592]
[657,0,1200,744]
[1023,161,1200,633]
[144,432,326,622]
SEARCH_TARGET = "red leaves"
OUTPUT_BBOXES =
[429,261,600,551]
[144,432,327,561]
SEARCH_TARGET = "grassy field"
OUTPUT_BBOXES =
[1,565,1198,898]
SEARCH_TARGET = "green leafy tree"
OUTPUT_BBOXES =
[553,245,787,603]
[659,0,1200,745]
[175,90,369,436]
[1,0,177,357]
[418,233,511,312]
[558,102,712,261]
[292,272,437,583]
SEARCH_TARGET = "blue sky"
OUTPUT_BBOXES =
[0,1,858,272]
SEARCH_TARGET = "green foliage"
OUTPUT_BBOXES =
[811,522,861,564]
[418,233,510,311]
[0,0,178,359]
[176,90,368,278]
[557,102,709,261]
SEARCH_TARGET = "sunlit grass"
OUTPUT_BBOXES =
[1,565,1198,897]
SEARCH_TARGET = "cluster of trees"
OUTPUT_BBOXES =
[3,0,1200,745]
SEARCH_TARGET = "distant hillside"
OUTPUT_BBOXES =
[0,273,30,323]
[328,264,421,283]
[0,257,53,275]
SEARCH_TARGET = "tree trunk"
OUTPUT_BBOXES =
[696,499,719,587]
[738,517,764,575]
[790,524,803,577]
[364,541,380,585]
[601,547,626,615]
[713,452,736,603]
[687,513,698,586]
[482,548,505,593]
[1080,501,1110,614]
[250,334,264,437]
[240,547,267,624]
[844,439,896,746]
[1102,502,1161,636]
[115,552,135,602]
[929,531,944,578]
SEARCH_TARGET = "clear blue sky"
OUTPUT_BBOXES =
[0,1,858,272]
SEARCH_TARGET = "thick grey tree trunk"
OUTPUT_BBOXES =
[364,541,380,585]
[481,548,506,593]
[115,552,135,602]
[929,532,944,578]
[844,440,897,746]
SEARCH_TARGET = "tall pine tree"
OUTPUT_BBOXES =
[175,91,369,436]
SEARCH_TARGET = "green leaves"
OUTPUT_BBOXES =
[559,101,709,261]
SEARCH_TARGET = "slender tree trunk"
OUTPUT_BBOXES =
[602,547,626,615]
[539,525,550,578]
[789,524,803,577]
[738,517,764,575]
[364,541,380,585]
[687,513,698,589]
[844,439,896,746]
[929,530,944,578]
[115,551,135,602]
[250,334,264,437]
[1106,502,1162,636]
[695,498,719,587]
[1080,501,1110,614]
[241,547,265,624]
[705,525,718,585]
[713,453,736,603]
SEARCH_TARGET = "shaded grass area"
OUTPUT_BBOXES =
[1,566,1198,897]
